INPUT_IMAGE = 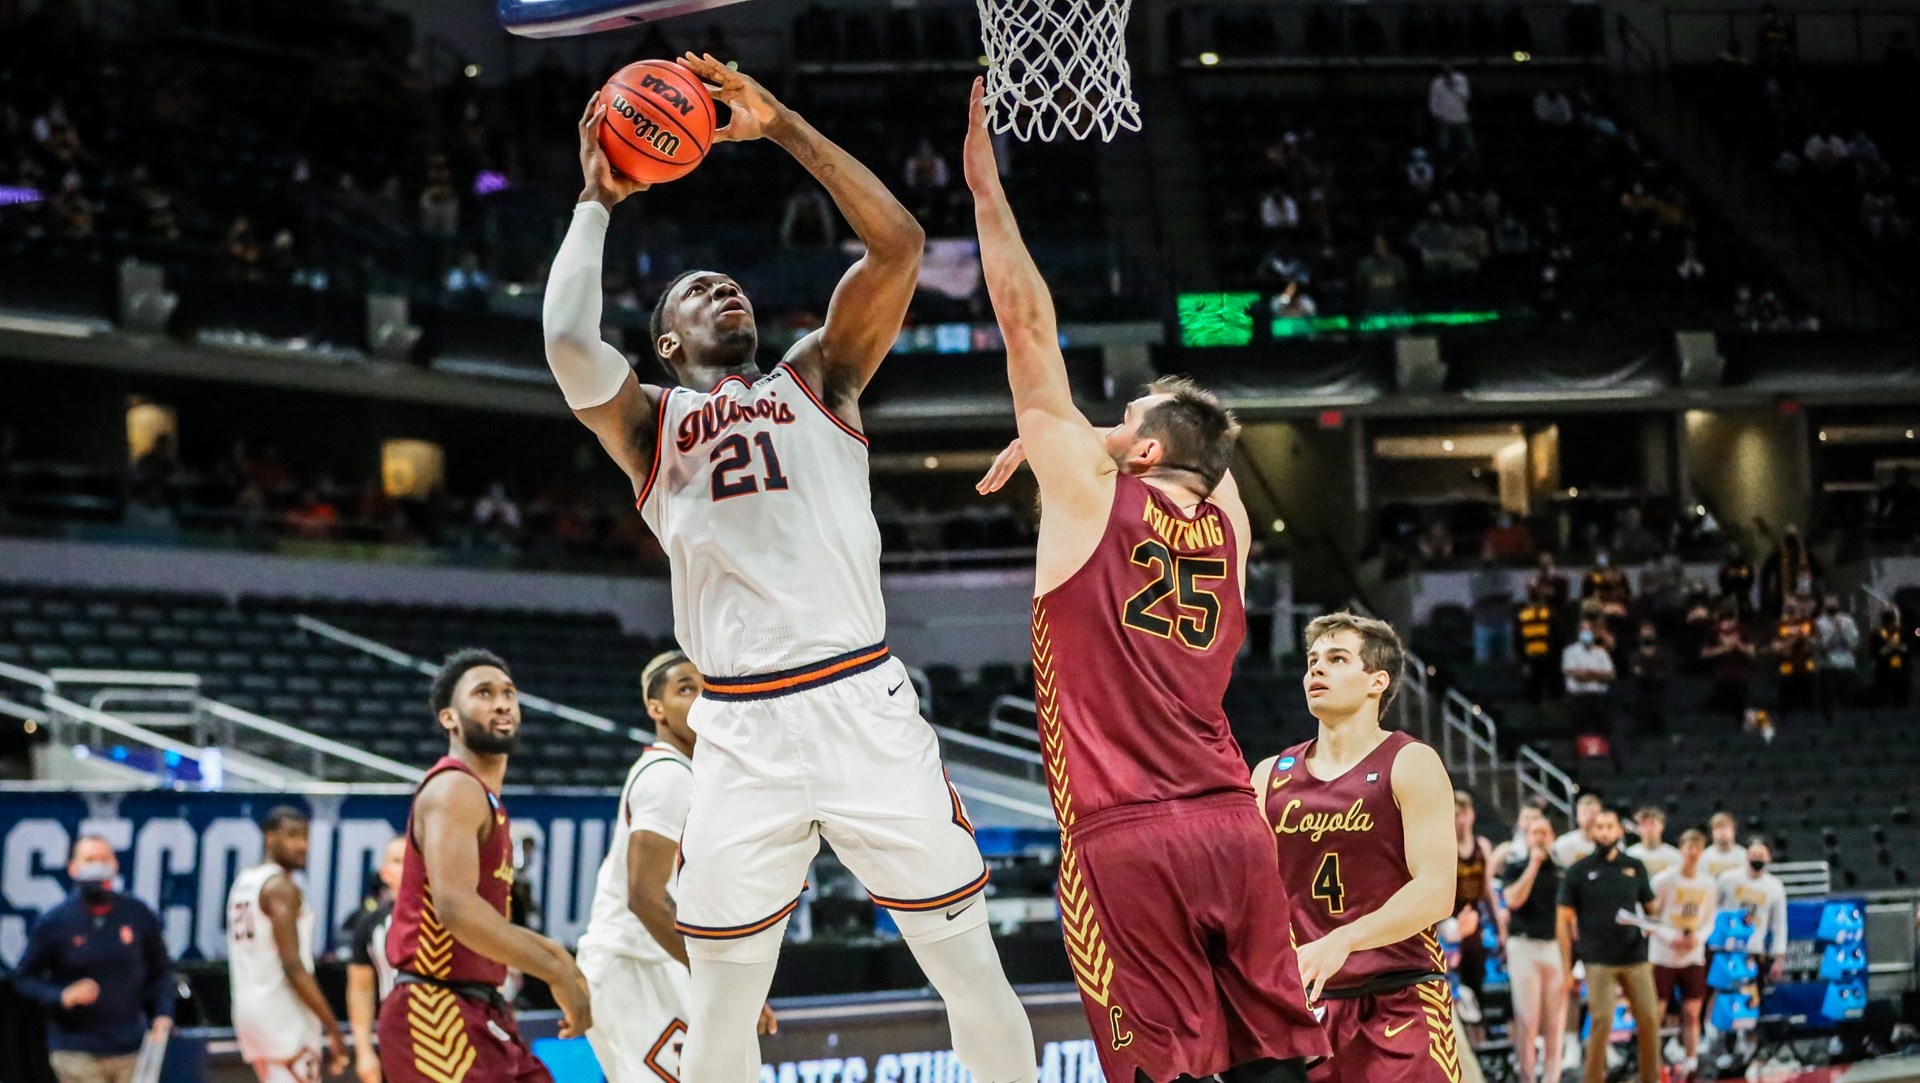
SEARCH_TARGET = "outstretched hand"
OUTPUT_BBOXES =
[976,439,1026,494]
[577,94,647,207]
[963,77,1000,194]
[680,53,780,142]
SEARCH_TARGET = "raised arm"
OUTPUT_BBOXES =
[682,54,922,409]
[544,95,661,495]
[413,772,593,1037]
[1295,741,1460,999]
[259,875,347,1075]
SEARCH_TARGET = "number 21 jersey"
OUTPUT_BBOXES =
[1032,472,1250,825]
[638,362,886,678]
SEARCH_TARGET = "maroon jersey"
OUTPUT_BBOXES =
[388,757,514,986]
[1263,731,1446,991]
[1032,473,1251,828]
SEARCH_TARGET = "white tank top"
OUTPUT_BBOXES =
[226,862,317,1026]
[577,743,694,963]
[639,362,886,676]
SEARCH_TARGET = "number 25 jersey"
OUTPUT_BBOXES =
[1032,472,1251,826]
[638,363,886,679]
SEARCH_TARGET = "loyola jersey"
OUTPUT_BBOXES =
[387,757,515,987]
[577,743,694,964]
[638,362,885,678]
[1031,472,1251,828]
[227,863,321,1056]
[1263,731,1447,992]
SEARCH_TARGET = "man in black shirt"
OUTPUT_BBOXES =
[1499,811,1568,1083]
[1557,807,1661,1083]
[346,836,406,1083]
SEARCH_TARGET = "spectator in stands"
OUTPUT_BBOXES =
[1564,619,1616,747]
[1716,838,1788,984]
[14,836,174,1083]
[1610,507,1662,564]
[1258,186,1299,232]
[1517,585,1564,703]
[1676,238,1707,281]
[1500,812,1568,1083]
[286,487,340,540]
[1627,806,1680,880]
[1557,807,1662,1083]
[904,137,951,196]
[49,172,94,239]
[473,482,522,546]
[1701,813,1748,883]
[1803,128,1851,173]
[1628,621,1672,739]
[779,186,836,248]
[1871,607,1911,712]
[224,215,263,279]
[1482,511,1534,561]
[1270,279,1316,319]
[1772,595,1818,718]
[1718,544,1756,621]
[1531,551,1571,614]
[1353,234,1409,311]
[1534,87,1574,127]
[1583,551,1633,647]
[1814,593,1860,722]
[1427,64,1474,158]
[419,160,460,241]
[1554,792,1602,868]
[444,251,492,299]
[1701,610,1755,727]
[1758,4,1797,66]
[1471,557,1515,665]
[1405,147,1435,195]
[1409,204,1473,274]
[1417,519,1454,563]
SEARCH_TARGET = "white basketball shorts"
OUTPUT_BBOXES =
[579,946,691,1083]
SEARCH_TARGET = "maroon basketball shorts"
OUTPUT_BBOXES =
[1060,791,1330,1083]
[1655,963,1709,1005]
[1309,978,1462,1083]
[377,980,552,1083]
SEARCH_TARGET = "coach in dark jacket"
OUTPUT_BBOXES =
[14,836,174,1083]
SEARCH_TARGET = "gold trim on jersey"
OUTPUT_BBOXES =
[1034,602,1124,1020]
[1419,927,1445,972]
[1413,980,1462,1083]
[415,889,454,979]
[405,984,477,1083]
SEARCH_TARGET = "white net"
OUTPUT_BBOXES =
[976,0,1141,142]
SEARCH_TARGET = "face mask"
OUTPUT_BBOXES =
[73,861,114,899]
[1579,630,1595,646]
[1749,859,1767,873]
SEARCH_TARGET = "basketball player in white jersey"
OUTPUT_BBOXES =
[226,807,347,1083]
[347,835,407,1083]
[543,57,1033,1083]
[579,652,778,1081]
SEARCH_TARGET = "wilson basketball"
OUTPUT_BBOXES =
[597,60,715,184]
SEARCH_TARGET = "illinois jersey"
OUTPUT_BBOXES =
[227,863,323,1068]
[638,362,885,679]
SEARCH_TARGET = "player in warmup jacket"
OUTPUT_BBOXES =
[1254,613,1464,1083]
[577,652,778,1081]
[227,807,347,1083]
[965,79,1328,1083]
[378,651,592,1083]
[542,59,1033,1083]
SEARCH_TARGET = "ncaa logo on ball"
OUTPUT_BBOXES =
[639,73,698,117]
[609,94,683,157]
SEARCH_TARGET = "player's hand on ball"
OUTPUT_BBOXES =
[976,439,1026,494]
[1295,930,1353,1002]
[962,78,1000,194]
[578,95,647,206]
[681,53,778,142]
[758,1001,779,1035]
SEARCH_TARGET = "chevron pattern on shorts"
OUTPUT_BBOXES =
[416,890,453,979]
[1033,600,1122,1012]
[406,985,477,1083]
[1414,979,1461,1083]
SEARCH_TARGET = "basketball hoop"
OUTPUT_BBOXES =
[976,0,1141,142]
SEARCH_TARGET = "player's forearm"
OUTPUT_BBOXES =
[438,893,577,985]
[630,897,691,967]
[767,107,922,260]
[285,962,343,1033]
[1331,873,1455,956]
[1502,865,1539,909]
[1557,911,1577,973]
[972,191,1071,417]
[346,967,376,1052]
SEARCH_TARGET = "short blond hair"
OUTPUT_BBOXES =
[1303,611,1406,714]
[1709,811,1736,830]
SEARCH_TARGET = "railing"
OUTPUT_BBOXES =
[1441,688,1501,806]
[42,693,290,789]
[1774,860,1833,898]
[986,695,1042,748]
[1515,744,1578,820]
[1395,653,1434,746]
[293,615,649,743]
[932,724,1047,785]
[199,699,423,784]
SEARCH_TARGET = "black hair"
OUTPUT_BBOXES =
[430,648,512,717]
[261,806,309,834]
[648,269,703,377]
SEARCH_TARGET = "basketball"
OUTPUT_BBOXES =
[597,59,715,184]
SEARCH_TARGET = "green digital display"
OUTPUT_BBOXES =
[1272,310,1503,337]
[1177,292,1262,347]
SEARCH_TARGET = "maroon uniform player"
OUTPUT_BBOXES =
[379,650,592,1083]
[1254,613,1463,1083]
[968,81,1328,1083]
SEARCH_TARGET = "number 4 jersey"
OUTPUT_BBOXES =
[1032,472,1251,823]
[638,363,886,678]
